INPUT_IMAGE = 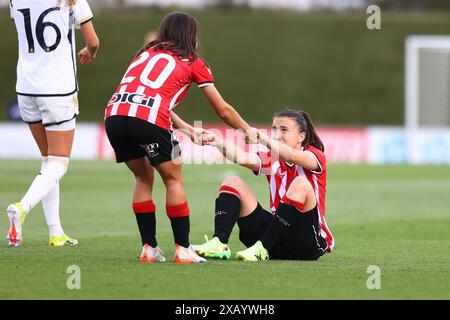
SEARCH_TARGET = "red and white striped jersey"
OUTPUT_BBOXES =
[105,47,214,130]
[255,146,335,252]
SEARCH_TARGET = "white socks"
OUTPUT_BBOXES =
[41,158,65,237]
[20,156,69,236]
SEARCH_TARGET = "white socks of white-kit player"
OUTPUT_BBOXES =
[20,156,69,237]
[40,157,65,237]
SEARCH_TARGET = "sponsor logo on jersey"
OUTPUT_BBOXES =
[109,92,156,108]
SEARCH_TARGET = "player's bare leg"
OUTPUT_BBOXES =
[125,157,154,203]
[155,157,187,206]
[155,158,206,263]
[46,129,74,157]
[284,176,316,213]
[28,122,48,157]
[125,157,163,261]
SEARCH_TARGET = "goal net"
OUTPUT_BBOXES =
[405,36,450,163]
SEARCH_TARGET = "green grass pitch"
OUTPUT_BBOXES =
[0,160,449,299]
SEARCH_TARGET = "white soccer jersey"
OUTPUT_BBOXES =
[10,0,93,96]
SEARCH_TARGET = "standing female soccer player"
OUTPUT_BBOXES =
[193,110,334,261]
[104,12,258,264]
[7,0,99,247]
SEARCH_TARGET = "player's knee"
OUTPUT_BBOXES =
[159,166,183,184]
[222,176,245,191]
[286,176,310,199]
[292,176,310,190]
[163,176,184,189]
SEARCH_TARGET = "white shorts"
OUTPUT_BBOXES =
[17,93,79,128]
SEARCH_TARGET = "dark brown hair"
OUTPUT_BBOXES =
[275,109,324,151]
[136,12,199,61]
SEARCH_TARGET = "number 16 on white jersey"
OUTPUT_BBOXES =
[10,0,93,96]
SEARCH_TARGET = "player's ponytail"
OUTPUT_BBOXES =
[57,0,77,6]
[300,111,324,152]
[275,109,325,151]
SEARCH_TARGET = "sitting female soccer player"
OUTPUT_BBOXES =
[192,110,335,261]
[105,12,258,264]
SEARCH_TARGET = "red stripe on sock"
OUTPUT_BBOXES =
[166,202,190,218]
[219,185,240,199]
[133,200,156,214]
[281,195,305,212]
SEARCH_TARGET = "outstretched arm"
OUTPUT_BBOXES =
[172,113,261,172]
[171,111,194,135]
[201,86,259,143]
[171,111,209,145]
[258,131,319,171]
[204,132,261,172]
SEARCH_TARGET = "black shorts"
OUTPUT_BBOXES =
[105,116,181,166]
[237,203,328,260]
